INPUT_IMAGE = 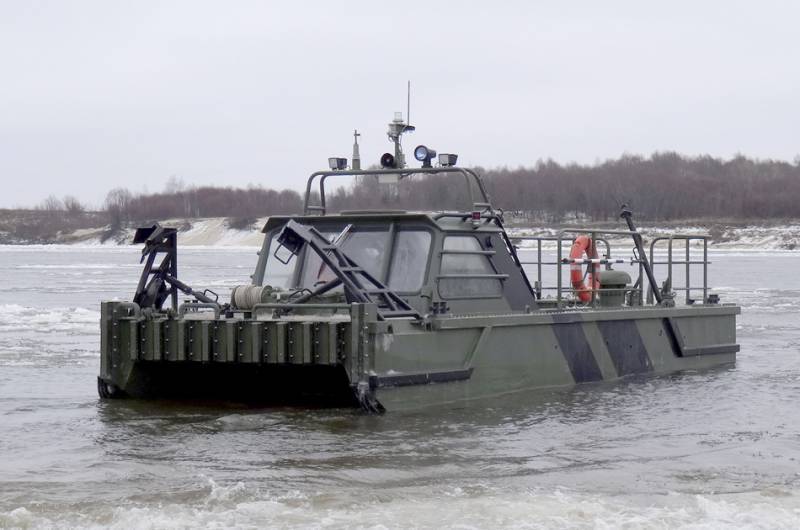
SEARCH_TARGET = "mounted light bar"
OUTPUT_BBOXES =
[438,153,458,167]
[328,157,348,170]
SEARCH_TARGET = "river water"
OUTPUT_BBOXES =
[0,245,798,529]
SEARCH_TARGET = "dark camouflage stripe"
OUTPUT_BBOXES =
[551,314,604,383]
[596,320,653,375]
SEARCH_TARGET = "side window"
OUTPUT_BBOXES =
[439,236,502,298]
[263,232,297,288]
[388,231,432,292]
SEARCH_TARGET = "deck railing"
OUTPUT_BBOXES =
[509,229,711,308]
[647,235,710,305]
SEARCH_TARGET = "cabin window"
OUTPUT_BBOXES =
[263,232,297,288]
[300,229,389,289]
[341,231,390,279]
[388,231,432,292]
[438,236,502,298]
[264,225,430,294]
[298,231,336,289]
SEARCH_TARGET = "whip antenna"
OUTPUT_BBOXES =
[407,80,411,127]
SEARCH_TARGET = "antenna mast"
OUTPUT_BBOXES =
[382,82,416,169]
[407,80,411,127]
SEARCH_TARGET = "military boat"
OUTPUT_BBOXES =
[98,113,740,412]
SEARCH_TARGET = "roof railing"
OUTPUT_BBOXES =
[302,167,493,216]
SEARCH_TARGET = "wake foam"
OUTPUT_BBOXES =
[2,484,798,529]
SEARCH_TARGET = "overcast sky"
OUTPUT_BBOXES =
[1,1,798,208]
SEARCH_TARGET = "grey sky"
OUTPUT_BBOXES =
[1,1,798,208]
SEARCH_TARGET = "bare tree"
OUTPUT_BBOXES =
[63,196,85,216]
[164,175,185,193]
[104,188,133,229]
[40,195,64,212]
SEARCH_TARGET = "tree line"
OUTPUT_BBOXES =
[26,152,800,234]
[103,185,303,229]
[328,153,800,221]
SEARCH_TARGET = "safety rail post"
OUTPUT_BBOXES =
[556,238,563,308]
[647,242,654,305]
[537,239,543,299]
[668,237,674,299]
[703,238,708,303]
[586,228,600,307]
[685,238,691,305]
[638,254,644,306]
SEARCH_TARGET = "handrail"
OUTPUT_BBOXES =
[648,235,710,305]
[556,229,634,308]
[510,235,613,303]
[251,302,351,319]
[509,232,644,307]
[511,230,713,308]
[303,167,493,215]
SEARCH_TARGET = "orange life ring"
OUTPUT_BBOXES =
[569,235,600,303]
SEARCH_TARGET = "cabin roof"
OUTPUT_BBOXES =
[261,211,503,234]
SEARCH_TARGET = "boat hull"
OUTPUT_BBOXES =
[370,304,738,410]
[99,301,738,411]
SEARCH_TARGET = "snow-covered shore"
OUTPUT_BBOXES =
[68,218,268,247]
[506,223,800,251]
[5,216,800,251]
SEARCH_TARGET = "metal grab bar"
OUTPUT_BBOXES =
[251,302,351,319]
[178,302,222,319]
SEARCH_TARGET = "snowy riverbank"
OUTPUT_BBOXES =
[4,216,800,251]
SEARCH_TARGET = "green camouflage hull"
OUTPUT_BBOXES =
[99,301,738,411]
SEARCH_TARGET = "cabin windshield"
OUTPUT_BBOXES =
[261,224,431,293]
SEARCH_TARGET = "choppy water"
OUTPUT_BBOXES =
[1,245,799,529]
